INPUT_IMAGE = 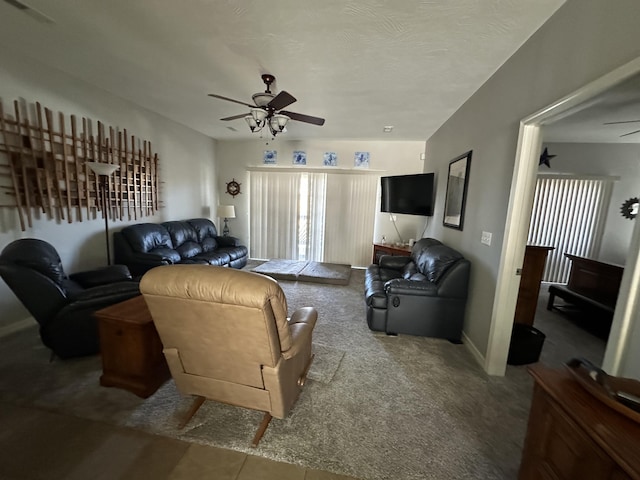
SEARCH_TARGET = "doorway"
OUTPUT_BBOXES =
[485,57,640,377]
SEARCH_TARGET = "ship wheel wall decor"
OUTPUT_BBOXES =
[226,179,241,197]
[620,197,639,220]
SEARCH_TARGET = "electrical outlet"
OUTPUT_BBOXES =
[481,231,492,246]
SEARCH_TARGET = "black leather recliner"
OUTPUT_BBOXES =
[364,238,471,341]
[0,239,140,359]
[113,218,248,276]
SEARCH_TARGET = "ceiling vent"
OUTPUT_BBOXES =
[3,0,55,24]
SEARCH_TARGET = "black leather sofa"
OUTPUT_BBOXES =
[114,218,248,276]
[0,239,140,359]
[364,238,470,341]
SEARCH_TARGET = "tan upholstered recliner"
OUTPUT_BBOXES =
[140,264,317,446]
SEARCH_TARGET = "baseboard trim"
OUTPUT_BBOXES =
[0,317,33,339]
[462,331,486,371]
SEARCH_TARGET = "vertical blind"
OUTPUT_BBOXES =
[249,169,378,267]
[527,175,613,283]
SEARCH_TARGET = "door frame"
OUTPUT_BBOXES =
[485,56,640,376]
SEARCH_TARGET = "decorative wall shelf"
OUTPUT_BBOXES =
[0,99,161,231]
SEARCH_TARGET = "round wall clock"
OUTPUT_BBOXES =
[226,179,241,197]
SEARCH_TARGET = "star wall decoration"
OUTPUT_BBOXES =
[539,147,556,168]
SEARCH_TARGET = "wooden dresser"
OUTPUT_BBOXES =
[519,365,640,479]
[372,243,412,264]
[514,245,554,326]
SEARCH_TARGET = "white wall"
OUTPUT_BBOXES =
[0,48,219,329]
[214,139,426,258]
[422,0,640,360]
[542,142,639,265]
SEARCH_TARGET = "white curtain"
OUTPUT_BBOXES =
[527,175,613,283]
[249,169,377,267]
[323,173,378,266]
[249,171,301,260]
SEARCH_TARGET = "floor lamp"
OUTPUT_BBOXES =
[87,162,120,265]
[217,205,236,236]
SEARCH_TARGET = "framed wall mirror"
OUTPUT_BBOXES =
[443,150,472,230]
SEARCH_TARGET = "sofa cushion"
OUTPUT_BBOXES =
[121,223,173,253]
[194,252,231,266]
[201,237,218,252]
[149,247,182,263]
[186,218,218,241]
[401,261,418,279]
[416,244,463,283]
[162,221,198,248]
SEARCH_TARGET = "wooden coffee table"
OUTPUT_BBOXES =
[95,295,170,398]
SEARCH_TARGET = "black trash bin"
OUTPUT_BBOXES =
[507,323,546,365]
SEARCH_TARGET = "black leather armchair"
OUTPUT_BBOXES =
[364,238,470,341]
[0,239,140,359]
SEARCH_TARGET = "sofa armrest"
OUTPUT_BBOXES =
[385,278,438,296]
[282,307,317,360]
[69,265,132,288]
[215,235,242,247]
[379,255,411,270]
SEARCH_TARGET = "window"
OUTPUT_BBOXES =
[249,169,377,266]
[528,175,614,283]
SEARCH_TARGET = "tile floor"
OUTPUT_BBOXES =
[0,402,361,480]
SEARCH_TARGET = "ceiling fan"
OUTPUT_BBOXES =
[208,74,325,137]
[603,119,640,138]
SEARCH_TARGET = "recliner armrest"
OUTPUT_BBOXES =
[69,265,132,288]
[69,281,140,302]
[385,278,438,296]
[282,306,317,360]
[379,255,411,270]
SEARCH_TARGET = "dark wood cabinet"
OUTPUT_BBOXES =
[96,295,170,398]
[514,245,554,326]
[519,365,640,480]
[372,243,412,264]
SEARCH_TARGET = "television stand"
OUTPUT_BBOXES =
[372,243,412,264]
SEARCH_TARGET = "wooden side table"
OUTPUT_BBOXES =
[372,243,412,264]
[95,295,170,398]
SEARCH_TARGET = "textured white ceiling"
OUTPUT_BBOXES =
[0,0,566,141]
[544,73,640,144]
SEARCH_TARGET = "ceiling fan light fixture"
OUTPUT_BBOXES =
[244,115,258,132]
[252,92,274,107]
[250,108,267,127]
[271,114,289,132]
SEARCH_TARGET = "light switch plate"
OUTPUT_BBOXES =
[481,231,492,246]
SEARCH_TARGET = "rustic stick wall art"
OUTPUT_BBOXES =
[0,98,161,231]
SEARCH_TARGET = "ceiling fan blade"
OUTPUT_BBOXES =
[603,120,640,125]
[280,110,325,126]
[208,93,254,108]
[268,91,296,110]
[620,129,640,137]
[220,113,248,121]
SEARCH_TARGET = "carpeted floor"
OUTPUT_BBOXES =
[0,266,606,480]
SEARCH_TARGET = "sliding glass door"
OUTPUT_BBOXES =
[249,169,377,266]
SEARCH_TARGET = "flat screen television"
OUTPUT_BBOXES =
[381,173,435,216]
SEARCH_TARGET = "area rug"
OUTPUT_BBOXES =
[0,267,554,480]
[252,259,352,285]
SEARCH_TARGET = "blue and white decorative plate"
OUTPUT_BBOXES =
[323,152,338,166]
[263,150,277,164]
[293,151,307,165]
[354,151,370,168]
